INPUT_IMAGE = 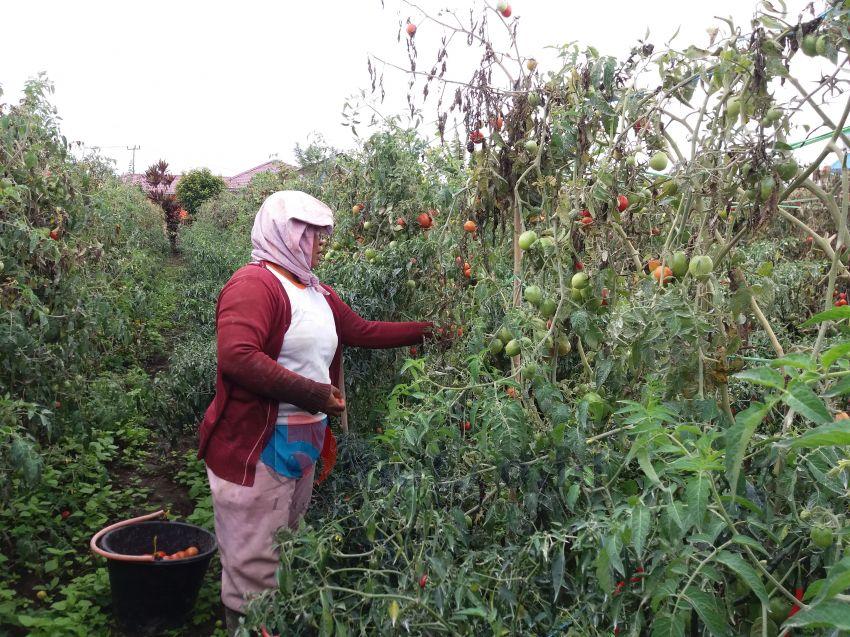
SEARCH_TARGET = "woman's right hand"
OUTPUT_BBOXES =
[324,386,346,416]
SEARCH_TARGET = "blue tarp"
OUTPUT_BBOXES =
[831,156,850,172]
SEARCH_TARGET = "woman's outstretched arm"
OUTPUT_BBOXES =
[324,285,432,348]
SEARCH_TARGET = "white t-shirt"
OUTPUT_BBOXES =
[267,268,338,421]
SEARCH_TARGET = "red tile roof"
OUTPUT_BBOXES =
[121,160,297,195]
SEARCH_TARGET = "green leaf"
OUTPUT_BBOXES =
[822,342,850,369]
[715,551,768,604]
[637,448,663,487]
[809,556,850,605]
[733,367,785,389]
[551,543,565,600]
[825,375,850,397]
[769,353,816,371]
[801,306,850,327]
[784,599,850,629]
[790,422,850,448]
[630,502,651,558]
[783,380,831,425]
[650,613,686,637]
[729,534,770,556]
[725,402,770,492]
[686,473,709,530]
[683,587,732,636]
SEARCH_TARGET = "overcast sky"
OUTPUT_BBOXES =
[0,0,836,177]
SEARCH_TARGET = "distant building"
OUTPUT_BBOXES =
[122,160,298,195]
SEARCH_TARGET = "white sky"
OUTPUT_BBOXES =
[0,0,837,177]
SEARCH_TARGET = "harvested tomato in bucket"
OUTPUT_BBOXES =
[90,510,217,634]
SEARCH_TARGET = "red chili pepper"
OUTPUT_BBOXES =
[788,586,805,618]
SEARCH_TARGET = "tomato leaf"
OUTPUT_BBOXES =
[630,502,651,558]
[790,422,850,448]
[551,542,565,600]
[683,587,732,636]
[769,353,817,371]
[715,551,769,604]
[784,599,850,629]
[825,375,850,397]
[685,473,709,530]
[800,306,850,327]
[821,342,850,369]
[733,366,785,389]
[725,402,770,492]
[783,380,831,425]
[650,613,686,637]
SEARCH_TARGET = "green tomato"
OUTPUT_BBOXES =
[764,106,783,126]
[625,155,636,167]
[727,96,742,119]
[557,337,572,356]
[522,362,539,381]
[649,151,669,172]
[504,339,521,357]
[388,240,397,249]
[497,326,513,345]
[688,255,714,280]
[518,230,538,250]
[488,338,504,356]
[528,92,541,108]
[363,221,373,230]
[670,251,689,278]
[406,279,417,289]
[816,35,828,56]
[760,175,776,201]
[524,139,539,154]
[811,525,834,549]
[583,392,608,422]
[364,248,377,260]
[769,596,792,619]
[571,271,590,289]
[777,159,798,181]
[802,34,818,56]
[524,285,543,307]
[540,298,558,319]
[660,179,679,197]
[570,287,584,301]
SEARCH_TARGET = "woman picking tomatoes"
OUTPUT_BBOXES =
[197,191,432,634]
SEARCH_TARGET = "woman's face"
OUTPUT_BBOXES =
[311,232,327,269]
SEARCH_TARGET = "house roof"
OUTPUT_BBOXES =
[121,159,298,195]
[223,160,294,190]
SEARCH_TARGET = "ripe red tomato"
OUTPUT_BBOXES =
[469,130,484,143]
[464,220,477,233]
[417,213,433,229]
[61,510,70,520]
[409,346,418,356]
[406,23,416,37]
[580,217,593,226]
[574,261,584,270]
[49,229,60,240]
[500,4,512,17]
[419,574,428,588]
[396,217,406,227]
[580,209,592,218]
[616,195,629,212]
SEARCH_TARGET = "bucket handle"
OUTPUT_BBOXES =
[90,509,167,562]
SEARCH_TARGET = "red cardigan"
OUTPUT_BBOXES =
[198,262,430,486]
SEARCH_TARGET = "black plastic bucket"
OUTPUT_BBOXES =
[99,520,217,634]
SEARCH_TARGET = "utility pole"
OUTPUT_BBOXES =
[127,145,140,175]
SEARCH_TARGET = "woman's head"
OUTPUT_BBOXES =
[250,191,334,291]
